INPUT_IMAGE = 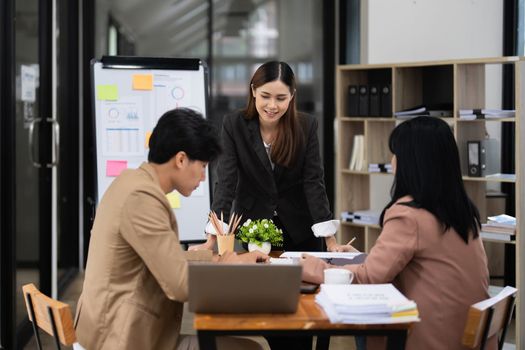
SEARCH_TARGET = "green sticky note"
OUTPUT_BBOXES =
[97,85,119,100]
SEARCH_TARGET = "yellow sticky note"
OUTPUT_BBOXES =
[133,74,153,90]
[145,131,152,149]
[97,85,118,100]
[166,191,181,209]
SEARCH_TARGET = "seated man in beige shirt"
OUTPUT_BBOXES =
[75,108,267,350]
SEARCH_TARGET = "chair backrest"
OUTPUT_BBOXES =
[22,283,77,349]
[462,286,517,350]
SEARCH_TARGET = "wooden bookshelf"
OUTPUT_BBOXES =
[335,57,524,348]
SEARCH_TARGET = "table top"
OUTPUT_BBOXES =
[194,294,414,331]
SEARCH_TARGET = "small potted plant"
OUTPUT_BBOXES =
[236,218,283,254]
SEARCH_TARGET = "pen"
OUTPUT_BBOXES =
[346,237,356,245]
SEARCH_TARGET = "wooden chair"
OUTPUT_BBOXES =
[462,286,517,350]
[22,283,78,350]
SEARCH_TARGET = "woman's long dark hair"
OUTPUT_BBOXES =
[380,117,481,243]
[244,61,303,167]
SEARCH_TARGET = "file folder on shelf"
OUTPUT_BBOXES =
[347,85,359,116]
[369,85,380,116]
[380,84,392,116]
[358,85,369,116]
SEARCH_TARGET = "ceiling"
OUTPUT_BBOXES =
[107,0,263,56]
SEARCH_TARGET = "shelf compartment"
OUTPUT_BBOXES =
[394,64,453,115]
[365,227,382,252]
[337,67,392,118]
[463,175,516,183]
[339,175,370,212]
[456,62,515,118]
[365,120,395,165]
[338,120,364,173]
[341,221,381,230]
[338,225,366,253]
[463,181,487,223]
[455,122,488,176]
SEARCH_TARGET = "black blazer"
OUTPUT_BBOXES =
[212,110,332,244]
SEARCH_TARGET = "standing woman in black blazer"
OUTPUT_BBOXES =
[191,61,351,253]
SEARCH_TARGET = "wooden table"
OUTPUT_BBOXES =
[194,293,414,350]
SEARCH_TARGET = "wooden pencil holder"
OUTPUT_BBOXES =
[217,234,235,255]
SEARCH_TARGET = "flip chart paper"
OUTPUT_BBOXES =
[132,74,153,90]
[97,85,119,100]
[167,191,181,209]
[106,160,127,177]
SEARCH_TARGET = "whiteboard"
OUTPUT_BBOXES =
[92,56,210,242]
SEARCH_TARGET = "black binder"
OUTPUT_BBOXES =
[467,140,485,177]
[358,85,369,116]
[347,85,359,116]
[380,84,392,116]
[369,85,380,116]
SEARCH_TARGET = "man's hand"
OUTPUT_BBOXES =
[218,251,270,263]
[188,235,216,251]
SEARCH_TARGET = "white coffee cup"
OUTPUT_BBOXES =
[324,268,354,284]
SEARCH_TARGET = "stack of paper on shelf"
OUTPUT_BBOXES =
[394,106,427,119]
[349,135,366,171]
[459,109,515,120]
[341,210,381,225]
[316,284,420,324]
[481,214,516,241]
[393,104,452,119]
[368,163,392,173]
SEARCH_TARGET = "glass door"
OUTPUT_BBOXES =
[2,0,80,347]
[14,0,54,345]
[0,0,54,348]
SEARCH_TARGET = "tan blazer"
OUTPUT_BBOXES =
[75,163,211,350]
[347,196,494,350]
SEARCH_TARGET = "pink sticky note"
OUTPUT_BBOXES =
[106,160,128,177]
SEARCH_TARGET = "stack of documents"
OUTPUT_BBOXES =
[480,214,516,242]
[368,163,393,173]
[459,109,515,120]
[279,251,366,266]
[316,284,420,324]
[394,106,427,119]
[341,210,381,225]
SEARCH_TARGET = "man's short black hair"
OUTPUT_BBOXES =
[148,108,221,164]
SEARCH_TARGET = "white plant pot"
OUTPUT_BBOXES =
[248,241,271,254]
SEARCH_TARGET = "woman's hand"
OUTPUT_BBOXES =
[188,234,216,251]
[324,236,359,252]
[300,254,328,284]
[327,243,359,252]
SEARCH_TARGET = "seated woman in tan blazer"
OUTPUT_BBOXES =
[302,116,495,350]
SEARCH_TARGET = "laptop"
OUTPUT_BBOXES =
[188,263,301,314]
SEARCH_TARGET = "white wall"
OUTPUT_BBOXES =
[359,0,504,209]
[361,0,503,64]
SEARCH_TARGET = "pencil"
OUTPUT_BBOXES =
[346,237,357,245]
